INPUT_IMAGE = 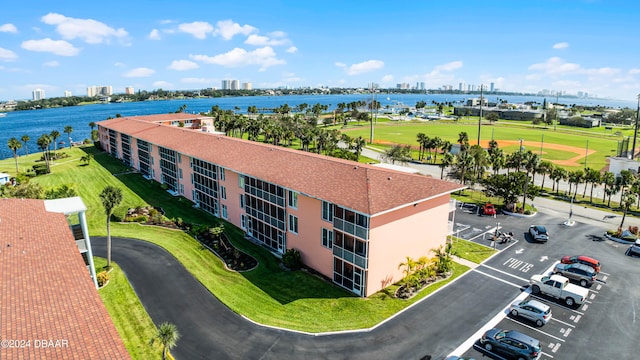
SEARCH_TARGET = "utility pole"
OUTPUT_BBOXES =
[585,140,589,169]
[554,92,559,131]
[477,84,483,145]
[632,94,640,159]
[369,83,375,144]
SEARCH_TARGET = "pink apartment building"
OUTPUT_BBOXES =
[98,113,463,297]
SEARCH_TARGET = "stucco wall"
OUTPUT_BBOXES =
[286,194,335,277]
[366,195,450,296]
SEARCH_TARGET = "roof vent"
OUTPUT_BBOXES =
[387,177,392,180]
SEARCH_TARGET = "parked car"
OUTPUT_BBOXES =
[530,274,589,306]
[561,255,601,273]
[509,299,552,327]
[529,225,549,242]
[628,239,640,257]
[479,328,541,360]
[482,203,496,216]
[554,263,597,287]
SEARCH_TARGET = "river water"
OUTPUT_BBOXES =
[0,93,635,160]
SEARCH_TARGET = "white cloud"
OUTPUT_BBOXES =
[215,20,256,40]
[152,80,173,88]
[629,68,640,75]
[341,60,384,76]
[286,46,297,53]
[0,23,17,33]
[21,38,80,56]
[434,61,463,72]
[168,59,199,71]
[43,60,59,67]
[113,62,125,67]
[190,46,284,70]
[0,47,18,61]
[245,31,290,46]
[41,13,128,44]
[178,21,214,39]
[159,19,174,25]
[148,29,161,40]
[584,67,620,76]
[552,42,569,49]
[335,62,346,68]
[123,67,155,77]
[529,57,580,75]
[382,74,394,82]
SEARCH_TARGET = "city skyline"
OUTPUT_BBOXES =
[2,1,640,102]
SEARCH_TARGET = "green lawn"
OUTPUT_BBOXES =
[341,120,621,171]
[451,237,497,264]
[94,257,160,359]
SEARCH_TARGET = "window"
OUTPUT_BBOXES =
[322,201,333,221]
[179,184,184,194]
[220,186,227,200]
[221,205,228,219]
[288,191,298,209]
[179,168,183,179]
[239,176,245,188]
[239,194,245,209]
[241,214,246,229]
[322,228,333,249]
[177,153,182,163]
[288,214,298,234]
[219,167,225,181]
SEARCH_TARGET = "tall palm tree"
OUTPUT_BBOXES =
[537,161,554,190]
[151,322,180,360]
[352,136,366,161]
[584,168,601,202]
[36,134,52,173]
[7,137,22,173]
[63,125,73,148]
[601,171,615,203]
[521,151,540,210]
[89,121,98,142]
[21,135,30,155]
[619,190,637,230]
[50,130,61,155]
[440,152,454,179]
[99,186,123,269]
[416,133,426,161]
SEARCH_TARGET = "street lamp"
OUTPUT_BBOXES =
[477,84,484,145]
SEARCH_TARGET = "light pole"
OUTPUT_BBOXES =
[554,92,559,131]
[477,84,484,145]
[632,94,640,159]
[564,196,575,226]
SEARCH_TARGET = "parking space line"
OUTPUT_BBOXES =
[550,317,576,328]
[472,269,525,289]
[480,264,530,282]
[505,317,566,342]
[542,351,554,358]
[528,294,585,315]
[599,271,610,276]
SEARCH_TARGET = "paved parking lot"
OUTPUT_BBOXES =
[446,204,640,360]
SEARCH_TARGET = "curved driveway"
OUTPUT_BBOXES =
[92,237,515,360]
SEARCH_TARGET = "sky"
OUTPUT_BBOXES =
[1,0,640,102]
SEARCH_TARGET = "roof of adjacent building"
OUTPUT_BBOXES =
[0,198,130,360]
[99,115,464,215]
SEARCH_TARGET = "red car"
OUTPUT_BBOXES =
[561,255,601,273]
[482,203,496,216]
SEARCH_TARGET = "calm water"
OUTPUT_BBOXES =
[0,94,635,160]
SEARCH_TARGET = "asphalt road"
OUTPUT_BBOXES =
[91,202,640,360]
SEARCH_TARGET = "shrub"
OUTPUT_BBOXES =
[282,248,303,270]
[97,271,110,287]
[125,215,148,223]
[32,164,49,175]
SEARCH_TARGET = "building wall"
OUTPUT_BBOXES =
[366,195,450,296]
[286,194,335,277]
[218,167,244,228]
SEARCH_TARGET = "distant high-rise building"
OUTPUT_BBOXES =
[64,90,72,97]
[459,82,466,92]
[125,86,135,95]
[87,85,113,97]
[230,80,240,90]
[241,82,252,90]
[221,80,231,90]
[419,82,425,90]
[32,88,45,100]
[490,82,495,92]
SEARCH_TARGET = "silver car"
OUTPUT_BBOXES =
[509,299,552,326]
[529,225,548,242]
[554,262,596,287]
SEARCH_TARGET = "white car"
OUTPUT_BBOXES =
[529,225,549,242]
[509,299,552,326]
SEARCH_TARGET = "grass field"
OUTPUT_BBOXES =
[341,120,622,171]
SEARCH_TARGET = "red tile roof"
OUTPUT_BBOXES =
[99,116,464,215]
[0,198,130,360]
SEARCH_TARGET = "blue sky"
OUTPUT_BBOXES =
[1,0,639,101]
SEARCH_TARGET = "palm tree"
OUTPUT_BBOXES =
[416,133,426,161]
[457,131,469,153]
[537,161,554,190]
[440,152,454,179]
[36,134,52,173]
[584,168,601,202]
[352,136,366,161]
[601,171,615,203]
[150,322,180,360]
[89,121,98,142]
[619,189,637,230]
[21,135,30,155]
[50,130,61,155]
[99,186,123,269]
[521,151,540,209]
[7,137,22,173]
[63,125,73,148]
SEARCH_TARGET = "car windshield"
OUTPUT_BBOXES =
[537,226,547,234]
[495,330,506,339]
